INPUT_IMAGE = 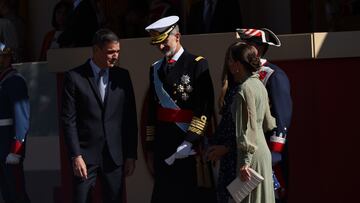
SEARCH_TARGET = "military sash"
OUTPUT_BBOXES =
[153,59,191,132]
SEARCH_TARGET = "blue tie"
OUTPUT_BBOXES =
[98,69,106,102]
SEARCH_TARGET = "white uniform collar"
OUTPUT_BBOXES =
[169,46,184,61]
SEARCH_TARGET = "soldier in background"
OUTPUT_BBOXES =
[0,42,31,203]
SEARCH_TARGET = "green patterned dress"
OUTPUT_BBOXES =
[231,74,276,203]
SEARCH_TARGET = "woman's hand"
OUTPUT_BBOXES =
[207,145,229,161]
[239,165,251,182]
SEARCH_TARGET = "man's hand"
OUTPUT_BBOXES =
[271,152,282,166]
[5,153,21,164]
[207,145,229,161]
[72,155,87,179]
[124,158,136,177]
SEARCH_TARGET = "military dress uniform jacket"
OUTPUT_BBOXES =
[0,67,31,203]
[145,50,214,158]
[258,59,292,153]
[0,67,30,160]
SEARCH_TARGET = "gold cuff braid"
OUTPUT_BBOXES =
[188,116,207,136]
[146,126,155,136]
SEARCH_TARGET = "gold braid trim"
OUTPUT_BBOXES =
[146,136,154,141]
[195,56,204,61]
[149,25,176,44]
[188,116,207,136]
[146,126,155,141]
[146,126,155,135]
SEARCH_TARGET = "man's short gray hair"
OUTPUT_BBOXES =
[169,25,180,35]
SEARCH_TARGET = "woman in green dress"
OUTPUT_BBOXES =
[209,42,276,203]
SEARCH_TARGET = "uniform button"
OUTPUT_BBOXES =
[173,91,177,94]
[174,100,177,103]
[173,83,177,87]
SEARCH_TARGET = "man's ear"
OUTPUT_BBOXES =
[175,33,181,41]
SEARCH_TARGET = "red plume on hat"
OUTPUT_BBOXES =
[235,28,281,47]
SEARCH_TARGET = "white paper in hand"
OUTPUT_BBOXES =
[226,168,264,203]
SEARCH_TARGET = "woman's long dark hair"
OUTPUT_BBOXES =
[229,43,261,73]
[222,42,261,87]
[221,42,243,87]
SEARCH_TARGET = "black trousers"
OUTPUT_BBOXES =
[72,147,124,203]
[0,161,31,203]
[151,156,197,203]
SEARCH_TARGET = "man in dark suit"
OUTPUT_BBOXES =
[61,29,138,203]
[187,0,242,34]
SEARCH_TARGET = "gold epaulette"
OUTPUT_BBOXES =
[188,115,207,136]
[195,56,204,61]
[146,126,155,141]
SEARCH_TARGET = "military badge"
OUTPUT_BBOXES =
[185,85,193,93]
[177,74,193,101]
[181,92,189,101]
[177,84,184,93]
[181,74,190,84]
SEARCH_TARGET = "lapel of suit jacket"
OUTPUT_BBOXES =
[84,61,104,109]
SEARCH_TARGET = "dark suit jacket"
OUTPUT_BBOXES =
[187,0,242,34]
[61,60,138,166]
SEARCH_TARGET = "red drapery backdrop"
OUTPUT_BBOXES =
[276,57,360,203]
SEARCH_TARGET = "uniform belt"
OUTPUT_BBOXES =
[0,118,13,126]
[157,106,193,123]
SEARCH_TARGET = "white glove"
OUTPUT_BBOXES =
[164,141,196,165]
[175,141,196,159]
[165,154,177,165]
[6,153,21,164]
[271,152,282,166]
